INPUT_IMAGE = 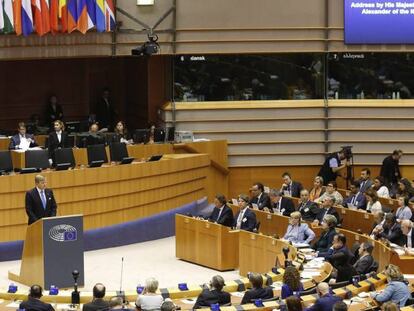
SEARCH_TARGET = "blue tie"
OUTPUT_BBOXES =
[40,190,47,210]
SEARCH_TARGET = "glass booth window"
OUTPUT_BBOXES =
[174,54,324,102]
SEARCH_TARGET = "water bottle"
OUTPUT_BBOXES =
[360,90,364,99]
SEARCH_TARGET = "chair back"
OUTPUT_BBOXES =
[25,149,50,169]
[109,142,129,162]
[0,151,13,172]
[54,148,76,168]
[87,144,108,165]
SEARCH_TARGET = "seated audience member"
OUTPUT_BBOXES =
[83,283,109,311]
[45,94,64,127]
[250,182,271,210]
[19,284,55,311]
[373,176,390,198]
[233,194,257,232]
[267,189,295,216]
[85,123,105,146]
[315,181,343,205]
[48,120,69,164]
[160,299,176,311]
[112,120,132,144]
[359,168,373,193]
[398,178,414,200]
[208,194,234,227]
[373,213,405,246]
[280,172,303,198]
[332,302,348,311]
[309,176,325,202]
[353,242,376,275]
[193,275,230,309]
[370,211,385,238]
[314,196,340,225]
[319,233,353,263]
[286,296,303,311]
[381,302,399,311]
[304,282,341,311]
[135,277,164,311]
[342,181,366,210]
[240,272,273,304]
[312,215,337,253]
[371,264,410,308]
[283,211,315,244]
[401,219,414,254]
[281,266,304,299]
[109,296,134,310]
[298,190,320,222]
[330,252,357,283]
[365,189,382,213]
[9,122,38,150]
[395,195,412,221]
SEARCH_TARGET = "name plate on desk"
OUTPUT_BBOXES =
[250,234,256,240]
[205,223,210,228]
[364,213,369,219]
[184,218,190,224]
[342,209,346,214]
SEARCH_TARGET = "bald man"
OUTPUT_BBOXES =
[305,282,341,311]
[25,175,57,225]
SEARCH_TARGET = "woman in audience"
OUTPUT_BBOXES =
[315,181,343,205]
[135,277,164,311]
[194,275,230,308]
[373,176,390,198]
[395,195,412,221]
[281,266,304,299]
[397,178,414,200]
[312,215,337,253]
[365,189,382,213]
[240,272,273,304]
[283,212,315,245]
[309,176,325,202]
[112,120,132,144]
[286,296,303,311]
[371,264,410,308]
[381,302,399,311]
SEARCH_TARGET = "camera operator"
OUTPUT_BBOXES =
[318,148,351,186]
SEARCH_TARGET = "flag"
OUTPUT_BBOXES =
[58,0,67,32]
[66,0,76,32]
[104,0,114,31]
[85,0,94,30]
[76,0,87,33]
[21,0,33,36]
[31,0,44,35]
[49,0,58,33]
[3,0,14,33]
[95,0,104,32]
[40,0,50,34]
[0,0,4,31]
[13,0,22,35]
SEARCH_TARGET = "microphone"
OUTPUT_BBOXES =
[116,257,126,303]
[283,247,292,268]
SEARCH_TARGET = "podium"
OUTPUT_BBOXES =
[9,215,84,288]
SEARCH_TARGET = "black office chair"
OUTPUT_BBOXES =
[0,151,13,173]
[109,142,129,162]
[25,149,50,170]
[54,148,76,168]
[133,129,150,144]
[154,127,166,143]
[66,135,75,148]
[166,126,175,142]
[87,144,108,167]
[299,288,317,296]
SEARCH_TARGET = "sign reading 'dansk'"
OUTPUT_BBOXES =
[344,0,414,44]
[49,224,77,242]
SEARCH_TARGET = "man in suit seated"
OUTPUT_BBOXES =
[298,189,320,222]
[314,196,340,226]
[353,242,376,275]
[9,122,38,150]
[342,181,366,210]
[233,194,257,232]
[208,194,234,227]
[193,275,230,309]
[401,219,414,255]
[241,272,273,304]
[25,175,57,225]
[19,285,55,311]
[318,233,354,264]
[266,189,295,217]
[250,182,271,210]
[312,215,338,254]
[83,283,110,311]
[373,213,405,246]
[370,211,385,238]
[280,172,303,198]
[304,282,342,311]
[359,168,373,193]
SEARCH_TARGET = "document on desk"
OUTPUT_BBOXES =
[293,242,310,248]
[231,292,245,297]
[301,271,322,279]
[7,300,22,308]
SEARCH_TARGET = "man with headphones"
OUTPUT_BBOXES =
[19,285,55,311]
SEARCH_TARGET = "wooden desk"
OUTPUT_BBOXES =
[175,214,238,271]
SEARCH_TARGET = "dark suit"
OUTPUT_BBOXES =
[82,299,110,311]
[271,197,295,216]
[281,181,303,198]
[96,98,116,129]
[320,245,354,264]
[47,131,69,162]
[20,297,55,311]
[86,134,105,146]
[9,133,37,150]
[342,192,366,210]
[111,132,131,143]
[353,254,375,275]
[25,188,57,225]
[193,289,231,309]
[380,155,401,187]
[313,228,337,253]
[241,287,273,304]
[234,208,257,232]
[359,179,373,193]
[298,200,320,221]
[45,103,64,126]
[404,232,414,248]
[304,293,342,311]
[209,205,234,227]
[336,263,358,283]
[378,222,405,246]
[250,192,271,210]
[316,207,340,224]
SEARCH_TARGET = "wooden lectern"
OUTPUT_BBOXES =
[9,215,85,288]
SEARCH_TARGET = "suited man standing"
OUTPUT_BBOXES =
[267,189,295,216]
[250,182,271,210]
[208,194,234,227]
[9,122,38,150]
[233,194,256,232]
[298,189,320,222]
[280,172,303,198]
[47,120,69,165]
[25,175,57,225]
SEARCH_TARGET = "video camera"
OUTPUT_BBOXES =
[340,145,353,160]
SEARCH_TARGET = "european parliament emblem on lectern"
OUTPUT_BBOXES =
[9,215,85,288]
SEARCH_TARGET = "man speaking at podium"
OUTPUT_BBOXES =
[25,175,57,225]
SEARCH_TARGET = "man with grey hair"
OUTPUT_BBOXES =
[298,189,320,222]
[193,275,230,309]
[401,219,414,255]
[304,282,341,311]
[25,174,57,225]
[266,189,295,216]
[314,195,340,226]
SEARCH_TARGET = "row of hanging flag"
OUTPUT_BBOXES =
[0,0,116,36]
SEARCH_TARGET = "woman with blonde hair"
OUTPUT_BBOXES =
[309,176,325,202]
[283,212,315,244]
[136,277,164,311]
